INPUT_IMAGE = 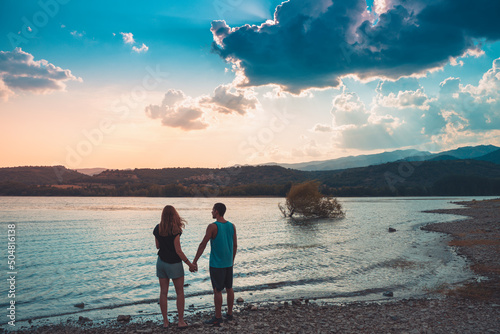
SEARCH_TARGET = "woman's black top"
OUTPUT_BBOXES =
[153,224,182,263]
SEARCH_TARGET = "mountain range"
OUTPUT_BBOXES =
[265,145,500,171]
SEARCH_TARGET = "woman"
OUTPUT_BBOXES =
[153,205,196,329]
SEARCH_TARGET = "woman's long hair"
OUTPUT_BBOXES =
[159,205,186,236]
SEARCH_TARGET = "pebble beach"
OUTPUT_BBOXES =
[6,198,500,334]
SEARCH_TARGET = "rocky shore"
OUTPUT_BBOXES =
[6,198,500,334]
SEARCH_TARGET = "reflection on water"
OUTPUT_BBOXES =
[0,196,493,325]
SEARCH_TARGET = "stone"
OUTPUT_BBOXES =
[74,302,85,309]
[292,299,302,306]
[78,316,92,323]
[117,315,131,323]
[237,297,244,303]
[388,227,397,233]
[383,291,394,297]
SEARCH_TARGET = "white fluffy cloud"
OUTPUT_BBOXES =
[331,92,370,126]
[324,57,500,150]
[0,48,81,101]
[375,89,429,110]
[145,90,207,130]
[119,32,149,53]
[120,32,135,44]
[200,84,258,115]
[132,43,149,53]
[145,85,259,131]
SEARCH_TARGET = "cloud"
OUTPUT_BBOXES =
[0,48,81,100]
[146,85,259,130]
[331,92,370,126]
[119,32,149,53]
[0,79,14,101]
[120,32,135,44]
[132,43,149,53]
[161,105,207,130]
[145,90,208,131]
[211,0,500,93]
[330,57,500,150]
[70,30,85,39]
[200,84,258,115]
[375,88,429,110]
[436,59,500,131]
[313,123,334,133]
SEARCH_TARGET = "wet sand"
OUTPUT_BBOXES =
[7,198,500,333]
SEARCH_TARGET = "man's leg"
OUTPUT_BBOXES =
[206,267,224,325]
[226,287,234,316]
[213,288,223,318]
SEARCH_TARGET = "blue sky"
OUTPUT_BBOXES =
[1,0,499,169]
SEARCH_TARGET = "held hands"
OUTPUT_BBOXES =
[188,261,198,272]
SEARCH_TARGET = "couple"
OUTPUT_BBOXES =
[153,202,237,329]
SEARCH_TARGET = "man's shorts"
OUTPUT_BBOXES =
[209,266,233,291]
[156,257,184,279]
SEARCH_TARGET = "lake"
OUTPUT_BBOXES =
[0,196,493,327]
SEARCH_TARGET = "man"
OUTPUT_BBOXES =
[192,202,237,326]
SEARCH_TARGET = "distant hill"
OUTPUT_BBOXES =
[269,145,499,171]
[474,148,500,164]
[269,149,431,171]
[75,168,108,176]
[0,166,89,185]
[427,155,459,162]
[315,159,500,190]
[435,145,499,160]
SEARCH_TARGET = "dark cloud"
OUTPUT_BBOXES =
[0,48,81,100]
[211,0,500,93]
[419,0,500,41]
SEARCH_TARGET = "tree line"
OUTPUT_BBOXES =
[1,175,499,197]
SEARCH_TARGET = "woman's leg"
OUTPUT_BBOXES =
[172,275,187,327]
[159,278,170,327]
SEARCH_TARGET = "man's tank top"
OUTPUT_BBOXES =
[209,221,234,268]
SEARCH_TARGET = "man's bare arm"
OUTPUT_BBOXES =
[232,224,237,262]
[193,224,216,265]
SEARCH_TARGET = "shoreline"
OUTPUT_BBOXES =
[6,198,500,333]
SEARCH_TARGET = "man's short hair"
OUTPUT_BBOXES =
[213,202,226,216]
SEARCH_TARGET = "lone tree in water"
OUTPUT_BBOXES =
[279,181,345,219]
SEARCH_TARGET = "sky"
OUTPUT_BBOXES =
[1,0,500,169]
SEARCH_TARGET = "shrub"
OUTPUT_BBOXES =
[278,181,345,218]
